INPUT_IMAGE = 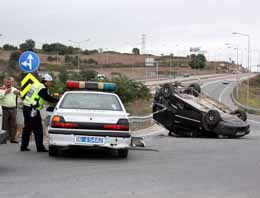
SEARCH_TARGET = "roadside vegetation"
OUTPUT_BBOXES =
[235,75,260,109]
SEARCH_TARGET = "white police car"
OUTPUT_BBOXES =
[48,81,131,158]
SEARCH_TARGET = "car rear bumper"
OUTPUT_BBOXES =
[48,129,131,138]
[48,133,131,149]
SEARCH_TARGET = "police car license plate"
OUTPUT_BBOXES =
[75,136,105,144]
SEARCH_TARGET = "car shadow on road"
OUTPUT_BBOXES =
[51,148,128,160]
[160,133,256,141]
[0,166,15,176]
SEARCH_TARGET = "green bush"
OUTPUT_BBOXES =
[111,75,151,104]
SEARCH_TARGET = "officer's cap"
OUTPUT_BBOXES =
[42,74,53,81]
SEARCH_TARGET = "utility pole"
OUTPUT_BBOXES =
[141,34,146,55]
[232,32,251,111]
[0,34,3,49]
[141,34,147,78]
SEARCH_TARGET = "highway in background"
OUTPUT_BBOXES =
[0,74,260,198]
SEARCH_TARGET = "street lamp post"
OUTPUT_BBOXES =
[68,39,90,72]
[232,32,250,111]
[233,47,240,98]
[0,34,3,49]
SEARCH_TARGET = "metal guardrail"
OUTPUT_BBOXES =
[129,114,154,131]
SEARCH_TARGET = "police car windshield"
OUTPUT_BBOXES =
[59,92,123,111]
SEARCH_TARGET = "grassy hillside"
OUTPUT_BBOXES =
[235,75,260,109]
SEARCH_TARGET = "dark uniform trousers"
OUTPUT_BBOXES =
[21,106,45,150]
[2,106,17,141]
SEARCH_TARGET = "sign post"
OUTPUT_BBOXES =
[19,51,40,97]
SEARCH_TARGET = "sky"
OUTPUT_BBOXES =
[1,0,260,70]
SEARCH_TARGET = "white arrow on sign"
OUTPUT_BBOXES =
[21,54,34,70]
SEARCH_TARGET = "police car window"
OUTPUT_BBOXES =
[60,93,123,111]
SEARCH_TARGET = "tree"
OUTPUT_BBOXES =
[9,51,21,69]
[132,48,140,55]
[197,54,206,68]
[111,75,151,104]
[189,54,207,69]
[83,49,99,55]
[19,39,35,51]
[59,68,68,83]
[42,43,83,55]
[79,70,97,80]
[2,44,17,51]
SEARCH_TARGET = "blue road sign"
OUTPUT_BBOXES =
[19,51,40,73]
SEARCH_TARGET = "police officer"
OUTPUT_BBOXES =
[20,74,59,152]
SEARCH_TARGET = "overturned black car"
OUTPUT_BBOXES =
[152,82,250,138]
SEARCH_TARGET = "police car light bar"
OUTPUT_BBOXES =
[66,81,117,92]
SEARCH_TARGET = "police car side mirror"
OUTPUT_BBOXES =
[46,106,55,112]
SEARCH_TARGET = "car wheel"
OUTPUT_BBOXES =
[202,110,221,130]
[183,83,201,97]
[231,109,247,121]
[189,83,201,97]
[118,149,128,158]
[49,145,58,157]
[154,89,163,102]
[152,103,162,113]
[228,135,244,139]
[162,83,174,99]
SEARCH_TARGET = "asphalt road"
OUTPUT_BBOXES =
[1,76,260,198]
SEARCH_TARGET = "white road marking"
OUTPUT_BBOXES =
[248,119,260,125]
[218,83,232,102]
[201,80,223,88]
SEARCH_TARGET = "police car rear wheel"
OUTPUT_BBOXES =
[49,146,58,157]
[118,149,128,158]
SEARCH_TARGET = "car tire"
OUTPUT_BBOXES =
[152,103,163,113]
[154,89,163,102]
[231,109,247,121]
[118,149,128,158]
[202,110,221,130]
[228,135,245,139]
[188,83,201,97]
[183,83,201,97]
[49,145,58,157]
[162,83,174,99]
